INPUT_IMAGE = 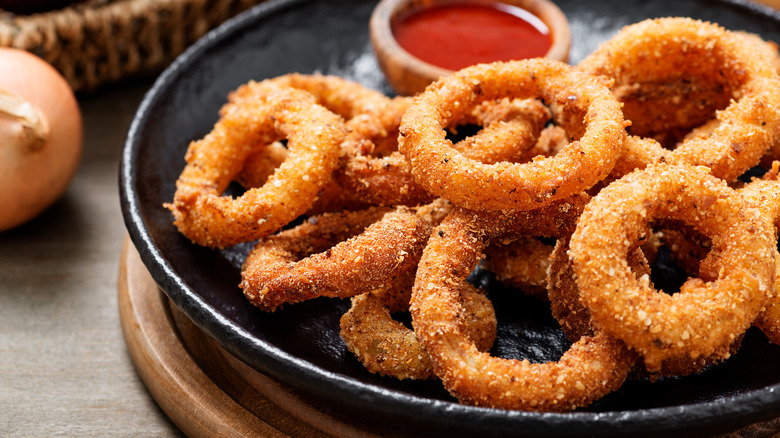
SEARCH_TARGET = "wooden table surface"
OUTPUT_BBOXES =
[0,77,183,437]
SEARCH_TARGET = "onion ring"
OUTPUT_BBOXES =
[577,18,780,182]
[399,58,626,211]
[166,82,347,248]
[569,164,775,371]
[340,273,496,380]
[410,204,634,411]
[266,75,427,207]
[240,205,438,312]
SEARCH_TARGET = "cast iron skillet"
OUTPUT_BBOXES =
[120,0,780,436]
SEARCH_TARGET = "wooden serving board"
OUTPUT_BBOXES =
[118,236,780,437]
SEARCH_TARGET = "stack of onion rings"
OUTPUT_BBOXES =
[165,16,780,412]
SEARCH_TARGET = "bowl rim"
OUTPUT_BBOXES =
[369,0,572,95]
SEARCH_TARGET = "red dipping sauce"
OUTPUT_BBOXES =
[392,2,552,71]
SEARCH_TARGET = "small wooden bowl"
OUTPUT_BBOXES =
[370,0,571,96]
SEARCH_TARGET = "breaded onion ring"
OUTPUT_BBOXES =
[410,205,634,411]
[399,58,625,211]
[569,164,776,372]
[266,75,427,207]
[166,82,346,248]
[340,273,496,380]
[578,18,780,182]
[240,205,434,312]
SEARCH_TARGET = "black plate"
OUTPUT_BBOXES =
[120,1,780,436]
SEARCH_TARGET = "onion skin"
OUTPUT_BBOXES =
[0,48,83,231]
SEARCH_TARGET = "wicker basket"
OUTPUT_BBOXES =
[0,0,268,92]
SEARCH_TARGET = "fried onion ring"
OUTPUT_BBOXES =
[166,82,346,248]
[399,58,625,211]
[569,164,775,372]
[240,205,435,312]
[244,75,426,207]
[410,205,634,411]
[578,18,780,182]
[232,74,422,207]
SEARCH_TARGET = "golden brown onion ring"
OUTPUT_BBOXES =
[548,233,740,378]
[399,58,625,211]
[570,164,775,372]
[166,82,346,248]
[240,205,434,312]
[233,74,422,207]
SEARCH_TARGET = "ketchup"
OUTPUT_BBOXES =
[392,3,552,71]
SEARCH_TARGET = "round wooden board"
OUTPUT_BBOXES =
[118,235,780,438]
[117,236,407,437]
